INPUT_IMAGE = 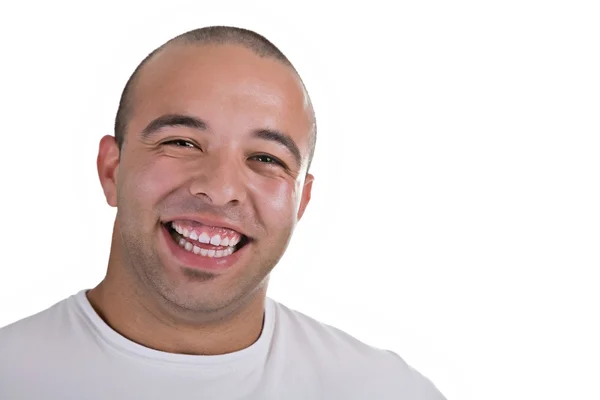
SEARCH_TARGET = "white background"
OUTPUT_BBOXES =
[1,1,599,399]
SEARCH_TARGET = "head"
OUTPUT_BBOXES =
[97,26,316,316]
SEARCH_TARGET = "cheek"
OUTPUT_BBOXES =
[251,177,298,219]
[123,156,187,205]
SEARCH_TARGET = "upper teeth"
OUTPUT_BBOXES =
[198,232,211,244]
[171,222,240,247]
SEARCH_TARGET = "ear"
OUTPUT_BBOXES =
[97,135,120,207]
[297,173,314,221]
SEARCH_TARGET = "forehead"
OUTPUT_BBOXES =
[129,43,313,149]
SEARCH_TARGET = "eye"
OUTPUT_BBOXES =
[250,154,285,167]
[163,139,199,149]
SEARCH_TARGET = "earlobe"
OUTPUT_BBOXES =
[97,135,120,207]
[297,173,314,221]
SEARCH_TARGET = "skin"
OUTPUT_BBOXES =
[87,43,315,356]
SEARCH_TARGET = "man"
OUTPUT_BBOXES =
[0,26,445,399]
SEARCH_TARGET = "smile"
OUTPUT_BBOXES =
[165,221,250,259]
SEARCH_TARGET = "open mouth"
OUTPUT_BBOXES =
[163,220,250,259]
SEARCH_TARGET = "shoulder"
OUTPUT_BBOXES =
[269,299,446,399]
[0,293,81,356]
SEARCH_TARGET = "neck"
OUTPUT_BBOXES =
[87,246,267,356]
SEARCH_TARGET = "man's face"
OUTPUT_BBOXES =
[98,43,314,313]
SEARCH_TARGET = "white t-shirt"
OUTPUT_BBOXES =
[0,290,445,399]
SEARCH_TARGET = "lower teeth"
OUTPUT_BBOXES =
[175,236,235,258]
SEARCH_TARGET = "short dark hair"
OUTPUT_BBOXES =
[114,25,317,170]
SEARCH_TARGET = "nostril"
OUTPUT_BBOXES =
[189,173,246,206]
[192,192,213,203]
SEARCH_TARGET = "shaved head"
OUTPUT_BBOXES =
[114,26,317,169]
[95,25,317,325]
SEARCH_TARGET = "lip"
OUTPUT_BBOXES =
[163,214,249,238]
[160,223,249,272]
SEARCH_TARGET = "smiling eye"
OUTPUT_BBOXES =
[254,155,274,163]
[163,139,198,149]
[251,154,283,166]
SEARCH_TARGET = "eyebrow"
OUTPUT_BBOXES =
[253,128,302,168]
[140,113,303,168]
[141,114,208,138]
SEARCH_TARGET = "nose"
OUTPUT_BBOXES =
[188,154,246,206]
